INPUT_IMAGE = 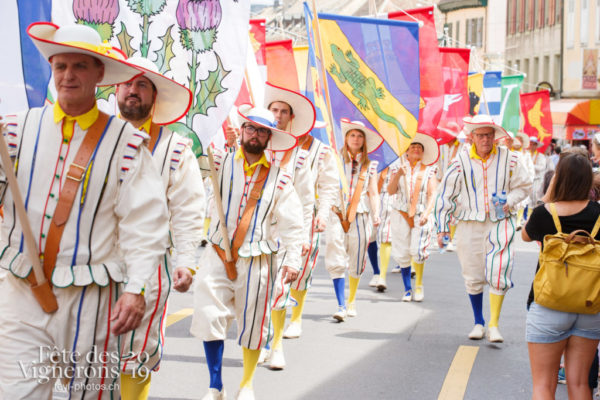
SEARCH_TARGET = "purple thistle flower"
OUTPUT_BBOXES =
[73,0,119,25]
[176,0,222,53]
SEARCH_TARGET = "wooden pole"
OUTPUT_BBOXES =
[0,131,57,312]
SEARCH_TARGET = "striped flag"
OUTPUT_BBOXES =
[479,70,502,124]
[0,0,52,115]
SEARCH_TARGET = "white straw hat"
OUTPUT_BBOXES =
[237,104,297,152]
[340,119,384,154]
[264,82,316,138]
[410,132,440,165]
[463,114,509,141]
[123,57,192,125]
[28,22,141,86]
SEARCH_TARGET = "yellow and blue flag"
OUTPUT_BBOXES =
[305,5,420,171]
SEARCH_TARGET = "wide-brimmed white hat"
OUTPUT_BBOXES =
[122,57,192,125]
[514,131,530,149]
[528,136,540,148]
[28,22,141,86]
[463,114,509,141]
[340,119,384,154]
[409,132,440,166]
[237,104,297,152]
[264,82,316,138]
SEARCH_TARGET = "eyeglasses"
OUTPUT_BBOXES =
[242,124,271,138]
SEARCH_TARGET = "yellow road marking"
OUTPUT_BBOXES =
[438,345,479,400]
[166,308,194,327]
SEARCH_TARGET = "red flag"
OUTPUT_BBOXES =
[265,39,299,92]
[389,7,443,138]
[520,90,553,153]
[437,48,471,145]
[249,19,266,67]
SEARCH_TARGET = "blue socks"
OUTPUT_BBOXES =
[400,267,412,292]
[367,241,380,275]
[468,293,485,326]
[333,278,345,308]
[203,340,224,391]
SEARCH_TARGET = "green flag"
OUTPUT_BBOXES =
[500,75,524,135]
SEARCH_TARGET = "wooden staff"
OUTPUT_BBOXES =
[206,146,237,280]
[0,132,58,312]
[310,0,350,215]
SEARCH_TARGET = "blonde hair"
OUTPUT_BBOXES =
[342,129,369,166]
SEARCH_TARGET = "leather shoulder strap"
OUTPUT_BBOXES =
[377,168,388,193]
[346,162,368,224]
[548,203,562,233]
[230,165,270,261]
[591,213,600,237]
[147,122,161,152]
[279,149,294,169]
[408,164,427,217]
[301,135,313,151]
[41,112,110,282]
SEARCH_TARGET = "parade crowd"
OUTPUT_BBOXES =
[0,22,598,400]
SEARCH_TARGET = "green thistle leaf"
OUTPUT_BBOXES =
[167,122,203,158]
[155,25,176,74]
[77,20,114,42]
[194,54,230,116]
[96,86,115,101]
[117,22,135,58]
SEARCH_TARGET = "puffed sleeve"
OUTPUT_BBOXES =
[434,159,463,232]
[115,127,170,294]
[315,146,340,222]
[272,171,304,271]
[167,140,206,271]
[506,152,533,209]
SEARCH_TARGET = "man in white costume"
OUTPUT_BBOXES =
[387,133,439,302]
[0,23,169,399]
[116,56,206,399]
[191,105,303,400]
[435,115,532,343]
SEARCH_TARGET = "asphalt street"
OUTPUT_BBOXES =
[148,236,572,400]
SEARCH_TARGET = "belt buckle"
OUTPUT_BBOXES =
[66,163,86,182]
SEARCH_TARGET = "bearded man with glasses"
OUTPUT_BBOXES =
[435,115,532,343]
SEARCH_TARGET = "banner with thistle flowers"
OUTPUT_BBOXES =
[50,0,250,156]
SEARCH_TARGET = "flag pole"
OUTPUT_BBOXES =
[0,132,57,312]
[310,0,349,216]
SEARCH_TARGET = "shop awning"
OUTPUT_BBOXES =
[565,99,600,125]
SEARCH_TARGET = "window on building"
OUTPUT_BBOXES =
[534,0,540,28]
[476,17,483,47]
[566,0,575,47]
[544,0,550,25]
[507,0,513,34]
[525,0,531,30]
[544,55,550,81]
[556,0,562,23]
[581,0,588,45]
[534,57,540,84]
[456,20,460,46]
[524,58,530,86]
[554,54,561,89]
[444,23,452,46]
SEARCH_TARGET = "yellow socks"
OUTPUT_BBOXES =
[449,223,457,240]
[240,347,261,389]
[348,276,360,305]
[489,293,505,328]
[516,208,524,226]
[411,260,424,293]
[379,242,392,279]
[120,373,151,400]
[290,289,307,324]
[270,309,286,350]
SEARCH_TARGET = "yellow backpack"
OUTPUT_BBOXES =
[533,203,600,314]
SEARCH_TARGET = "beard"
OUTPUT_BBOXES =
[118,96,153,121]
[241,137,269,155]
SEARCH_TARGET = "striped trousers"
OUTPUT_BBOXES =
[325,211,372,279]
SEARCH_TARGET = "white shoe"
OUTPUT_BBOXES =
[257,347,270,364]
[468,324,486,340]
[402,290,412,302]
[346,303,357,317]
[268,347,285,370]
[368,274,379,287]
[202,388,226,400]
[283,322,302,339]
[376,276,387,292]
[236,387,255,400]
[333,306,346,322]
[391,266,402,273]
[446,242,457,252]
[487,326,504,343]
[413,286,424,302]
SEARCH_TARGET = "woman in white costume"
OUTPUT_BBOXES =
[325,120,382,321]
